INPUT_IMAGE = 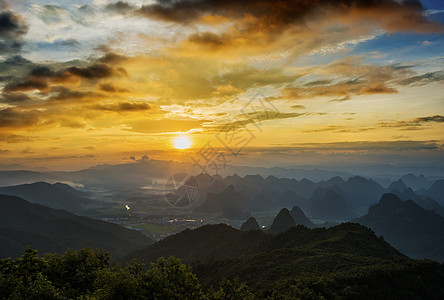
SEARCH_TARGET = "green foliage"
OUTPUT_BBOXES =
[144,256,204,299]
[43,248,110,298]
[206,278,255,300]
[0,248,62,299]
[1,249,208,299]
[2,242,444,299]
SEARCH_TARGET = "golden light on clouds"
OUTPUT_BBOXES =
[0,0,443,169]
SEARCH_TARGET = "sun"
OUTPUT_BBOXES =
[173,136,192,149]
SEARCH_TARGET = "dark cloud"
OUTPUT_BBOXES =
[3,78,49,93]
[0,92,31,103]
[65,63,117,79]
[378,115,444,130]
[29,66,56,78]
[1,56,127,94]
[97,52,127,64]
[0,11,27,38]
[0,55,34,75]
[413,115,444,123]
[137,0,440,33]
[106,1,135,14]
[304,80,333,87]
[0,11,28,54]
[89,101,151,112]
[0,39,21,54]
[188,31,230,47]
[98,83,129,93]
[399,71,444,86]
[0,107,39,128]
[49,87,102,102]
[136,0,442,57]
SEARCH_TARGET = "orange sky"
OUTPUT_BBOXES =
[0,0,443,170]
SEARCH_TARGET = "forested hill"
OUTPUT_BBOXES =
[2,224,444,299]
[0,194,152,259]
[125,222,403,264]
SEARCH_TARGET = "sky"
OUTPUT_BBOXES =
[0,0,443,171]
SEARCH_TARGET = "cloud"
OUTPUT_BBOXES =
[106,1,135,15]
[0,108,39,128]
[378,115,444,130]
[286,140,441,151]
[399,71,444,86]
[137,0,442,57]
[97,52,128,64]
[31,4,69,25]
[0,11,28,38]
[89,101,151,112]
[281,56,416,100]
[0,11,28,54]
[127,118,207,133]
[302,125,373,133]
[2,55,127,94]
[0,92,31,103]
[98,83,129,93]
[59,119,86,128]
[282,79,397,100]
[4,78,49,93]
[0,133,32,143]
[214,65,300,91]
[48,87,103,102]
[137,0,438,31]
[413,115,444,123]
[65,64,121,79]
[0,56,36,77]
[213,110,304,132]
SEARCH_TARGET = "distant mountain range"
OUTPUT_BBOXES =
[2,159,441,189]
[0,194,152,260]
[0,182,97,215]
[353,193,444,262]
[198,173,444,221]
[2,160,444,226]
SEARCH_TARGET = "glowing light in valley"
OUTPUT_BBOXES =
[173,136,192,149]
[125,205,130,210]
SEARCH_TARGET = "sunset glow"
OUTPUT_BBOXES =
[173,136,192,150]
[0,0,443,170]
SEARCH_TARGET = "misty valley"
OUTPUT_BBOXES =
[1,160,444,298]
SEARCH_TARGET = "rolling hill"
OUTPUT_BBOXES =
[123,222,408,289]
[0,194,152,260]
[0,182,94,215]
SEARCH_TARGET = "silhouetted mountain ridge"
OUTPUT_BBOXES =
[0,182,93,214]
[353,193,444,262]
[0,194,152,259]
